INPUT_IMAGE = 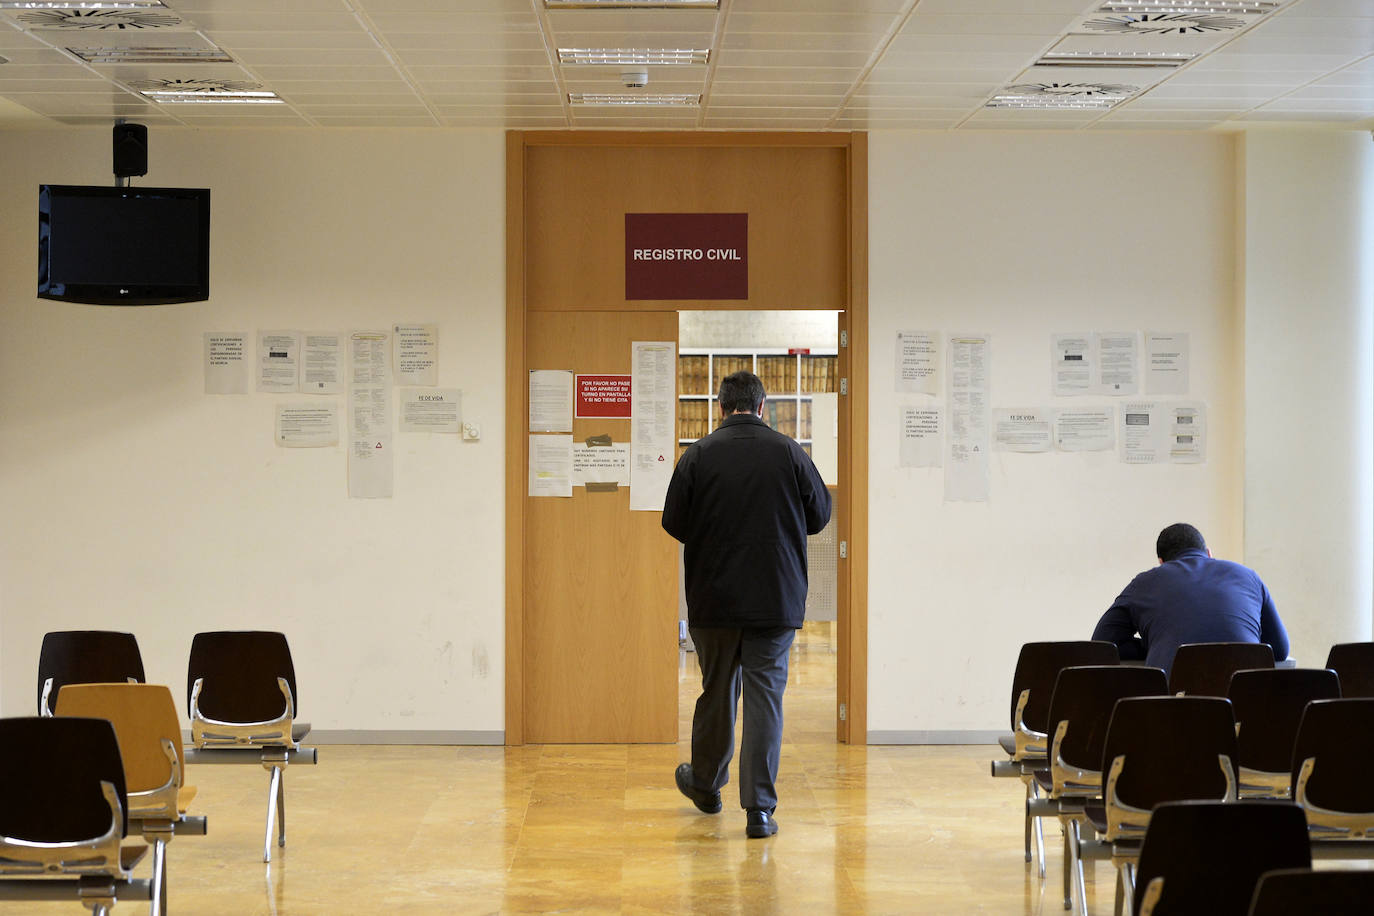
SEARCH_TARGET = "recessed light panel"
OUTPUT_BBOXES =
[68,46,231,63]
[1097,2,1279,12]
[1037,50,1194,68]
[558,48,709,66]
[569,92,699,106]
[547,1,717,7]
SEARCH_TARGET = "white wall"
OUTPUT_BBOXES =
[1241,132,1374,658]
[867,131,1245,741]
[0,128,507,740]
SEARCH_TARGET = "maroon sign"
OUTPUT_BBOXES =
[575,374,632,418]
[625,212,748,300]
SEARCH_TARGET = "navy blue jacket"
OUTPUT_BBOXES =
[661,412,831,629]
[1092,548,1289,673]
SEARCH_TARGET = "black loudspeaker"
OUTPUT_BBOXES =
[112,122,148,178]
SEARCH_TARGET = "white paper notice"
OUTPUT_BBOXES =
[899,406,941,468]
[529,434,573,497]
[1054,408,1115,452]
[946,334,990,501]
[1052,333,1093,397]
[1097,332,1139,396]
[1147,332,1190,396]
[895,330,938,394]
[994,408,1051,453]
[257,330,300,392]
[572,443,631,487]
[529,369,574,433]
[300,332,342,394]
[348,331,392,498]
[393,323,438,387]
[1120,401,1166,465]
[1170,401,1206,464]
[400,388,461,433]
[204,332,248,394]
[276,403,338,448]
[631,341,677,512]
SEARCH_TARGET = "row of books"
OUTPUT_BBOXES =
[676,354,838,396]
[676,400,814,441]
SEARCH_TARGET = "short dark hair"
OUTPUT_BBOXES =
[718,371,765,414]
[1156,523,1207,562]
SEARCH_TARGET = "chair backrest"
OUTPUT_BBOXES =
[1133,801,1310,916]
[1046,664,1168,774]
[1101,696,1238,811]
[0,716,129,840]
[55,682,185,796]
[1289,697,1374,808]
[1248,867,1374,916]
[187,630,299,722]
[36,629,145,715]
[1228,668,1341,774]
[1324,642,1374,698]
[1168,642,1274,697]
[1007,640,1119,732]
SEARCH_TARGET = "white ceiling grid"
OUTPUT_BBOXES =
[0,0,1369,130]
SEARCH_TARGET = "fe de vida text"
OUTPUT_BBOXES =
[631,248,742,261]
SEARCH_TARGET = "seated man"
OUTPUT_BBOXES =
[1092,522,1289,674]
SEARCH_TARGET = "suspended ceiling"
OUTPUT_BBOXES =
[0,0,1370,131]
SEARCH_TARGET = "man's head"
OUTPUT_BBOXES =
[719,371,765,416]
[1156,523,1207,563]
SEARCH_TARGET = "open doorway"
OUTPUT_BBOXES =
[675,310,842,742]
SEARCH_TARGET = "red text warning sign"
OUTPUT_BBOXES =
[575,374,632,418]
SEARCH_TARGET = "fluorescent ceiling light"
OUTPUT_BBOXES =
[986,95,1122,110]
[559,48,709,66]
[68,46,232,63]
[142,89,276,99]
[547,1,717,8]
[147,95,284,104]
[0,1,165,8]
[569,92,699,106]
[1037,50,1195,68]
[1097,2,1279,12]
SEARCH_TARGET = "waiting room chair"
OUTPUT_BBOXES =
[186,630,314,863]
[990,640,1119,876]
[1324,642,1374,698]
[1030,664,1167,913]
[0,716,152,915]
[1290,697,1374,847]
[57,683,208,916]
[1134,801,1310,916]
[1167,642,1273,697]
[1228,667,1341,798]
[1247,867,1374,915]
[37,630,145,716]
[1078,696,1239,914]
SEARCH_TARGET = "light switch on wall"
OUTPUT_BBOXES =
[462,422,481,441]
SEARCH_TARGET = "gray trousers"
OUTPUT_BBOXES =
[687,625,796,812]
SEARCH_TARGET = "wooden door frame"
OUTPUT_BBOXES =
[505,130,869,745]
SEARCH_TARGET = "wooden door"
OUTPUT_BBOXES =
[523,311,679,742]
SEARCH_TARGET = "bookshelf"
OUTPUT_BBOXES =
[677,348,838,458]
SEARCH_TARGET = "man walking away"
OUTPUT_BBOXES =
[662,370,832,838]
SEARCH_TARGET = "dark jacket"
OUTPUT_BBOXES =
[1091,548,1289,673]
[662,412,831,629]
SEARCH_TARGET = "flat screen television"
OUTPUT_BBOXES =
[38,184,210,305]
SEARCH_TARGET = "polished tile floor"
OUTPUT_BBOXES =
[15,624,1103,914]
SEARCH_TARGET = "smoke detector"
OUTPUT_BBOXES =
[621,68,648,88]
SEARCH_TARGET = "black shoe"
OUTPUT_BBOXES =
[675,763,722,814]
[746,809,778,838]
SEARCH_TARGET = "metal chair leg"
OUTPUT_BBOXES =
[150,837,167,916]
[263,765,283,863]
[1073,821,1088,916]
[276,764,286,848]
[1062,821,1073,910]
[1024,782,1033,863]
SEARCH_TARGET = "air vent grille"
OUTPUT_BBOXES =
[69,46,231,63]
[1083,13,1247,34]
[16,8,182,28]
